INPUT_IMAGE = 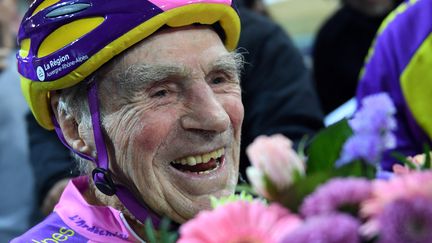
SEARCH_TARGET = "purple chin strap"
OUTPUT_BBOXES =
[52,80,161,227]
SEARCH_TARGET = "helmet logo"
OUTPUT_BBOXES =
[36,66,46,81]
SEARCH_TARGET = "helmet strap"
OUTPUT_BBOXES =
[51,81,161,227]
[86,81,161,227]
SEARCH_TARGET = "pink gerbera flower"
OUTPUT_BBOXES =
[360,171,432,237]
[178,201,302,243]
[361,171,432,218]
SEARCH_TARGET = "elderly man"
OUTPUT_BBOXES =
[13,0,243,241]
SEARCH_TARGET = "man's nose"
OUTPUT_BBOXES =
[181,86,230,133]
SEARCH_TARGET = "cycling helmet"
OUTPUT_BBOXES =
[18,0,241,130]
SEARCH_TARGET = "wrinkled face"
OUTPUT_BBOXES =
[99,26,243,223]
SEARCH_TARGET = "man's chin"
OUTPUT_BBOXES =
[172,189,234,223]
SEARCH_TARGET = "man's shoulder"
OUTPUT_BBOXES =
[378,0,431,38]
[11,212,89,243]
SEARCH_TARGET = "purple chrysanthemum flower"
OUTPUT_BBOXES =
[300,178,371,218]
[379,196,432,243]
[349,93,396,134]
[336,134,382,167]
[337,93,397,167]
[280,213,361,243]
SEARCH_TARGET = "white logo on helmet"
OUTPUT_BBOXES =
[36,66,45,81]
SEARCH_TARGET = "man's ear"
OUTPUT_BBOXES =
[50,93,93,156]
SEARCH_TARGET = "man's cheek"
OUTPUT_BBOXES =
[134,119,173,152]
[225,99,244,133]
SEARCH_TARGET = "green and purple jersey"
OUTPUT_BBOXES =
[357,0,432,171]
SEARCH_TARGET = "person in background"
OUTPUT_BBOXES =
[0,0,35,241]
[313,0,403,114]
[0,0,18,71]
[240,0,271,16]
[26,0,324,218]
[356,0,432,171]
[238,0,324,178]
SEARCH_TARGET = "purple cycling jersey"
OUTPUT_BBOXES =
[356,0,432,171]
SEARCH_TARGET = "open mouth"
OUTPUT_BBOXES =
[170,148,225,174]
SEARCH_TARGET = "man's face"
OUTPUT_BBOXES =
[99,26,244,223]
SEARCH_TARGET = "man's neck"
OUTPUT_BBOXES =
[84,184,149,241]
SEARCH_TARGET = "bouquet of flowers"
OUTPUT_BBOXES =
[148,93,432,243]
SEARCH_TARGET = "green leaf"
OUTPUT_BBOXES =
[210,191,255,208]
[263,174,279,199]
[159,218,170,242]
[306,119,353,174]
[143,217,178,243]
[423,144,431,169]
[296,134,309,160]
[277,160,374,212]
[391,151,416,169]
[292,168,304,183]
[144,218,157,243]
[235,183,256,195]
[335,159,376,179]
[167,233,179,243]
[279,172,331,212]
[159,218,178,243]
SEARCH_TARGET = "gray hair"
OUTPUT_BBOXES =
[56,50,244,175]
[57,76,96,175]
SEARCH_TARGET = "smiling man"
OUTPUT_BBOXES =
[94,26,243,223]
[13,0,243,242]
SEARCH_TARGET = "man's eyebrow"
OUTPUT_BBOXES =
[116,64,189,90]
[209,52,244,78]
[113,52,243,91]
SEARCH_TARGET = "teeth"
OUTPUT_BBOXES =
[197,165,219,174]
[215,149,221,158]
[203,153,211,163]
[172,148,225,166]
[187,157,197,166]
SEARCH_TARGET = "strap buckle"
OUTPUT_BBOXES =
[92,167,116,196]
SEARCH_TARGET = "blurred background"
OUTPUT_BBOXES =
[267,0,339,58]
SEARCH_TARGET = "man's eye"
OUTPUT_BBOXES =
[151,89,168,98]
[212,77,225,85]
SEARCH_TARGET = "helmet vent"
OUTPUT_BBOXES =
[46,3,91,18]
